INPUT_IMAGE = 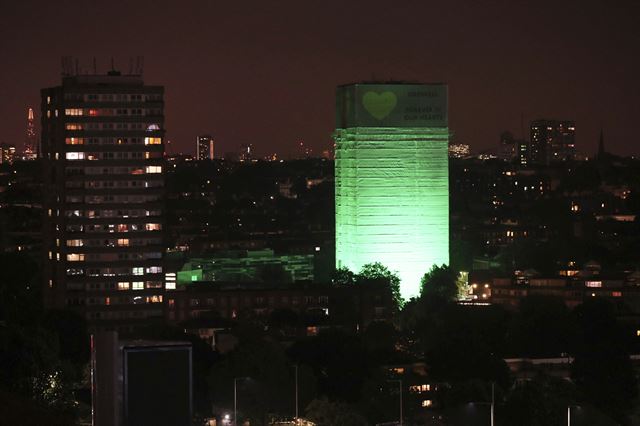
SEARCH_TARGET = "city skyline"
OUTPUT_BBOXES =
[0,0,639,158]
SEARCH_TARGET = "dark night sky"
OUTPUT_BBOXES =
[0,0,638,157]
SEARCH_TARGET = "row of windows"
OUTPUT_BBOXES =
[64,195,161,205]
[66,137,166,147]
[66,266,163,276]
[65,123,161,131]
[83,194,162,204]
[66,252,162,262]
[61,208,161,218]
[86,295,164,305]
[83,223,162,233]
[65,151,163,161]
[85,309,163,320]
[67,237,162,247]
[180,295,330,308]
[62,93,161,102]
[65,108,160,117]
[69,163,163,176]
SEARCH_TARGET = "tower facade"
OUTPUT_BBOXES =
[334,83,449,298]
[41,72,165,332]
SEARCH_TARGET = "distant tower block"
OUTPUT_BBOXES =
[334,83,450,298]
[196,135,214,160]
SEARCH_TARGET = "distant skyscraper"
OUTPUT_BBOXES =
[23,107,38,160]
[196,135,214,160]
[334,82,449,298]
[530,120,576,164]
[41,71,166,331]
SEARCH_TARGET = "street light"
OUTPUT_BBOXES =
[567,405,580,426]
[294,365,299,421]
[234,377,250,426]
[387,379,403,426]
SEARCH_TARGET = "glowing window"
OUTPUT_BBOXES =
[67,253,85,261]
[66,152,85,160]
[144,137,162,145]
[118,282,130,290]
[612,291,622,297]
[145,166,162,173]
[117,239,130,247]
[132,267,144,276]
[65,138,84,145]
[132,281,144,290]
[65,123,83,130]
[66,239,84,247]
[145,223,162,231]
[65,108,83,116]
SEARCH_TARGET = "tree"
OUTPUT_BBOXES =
[331,267,355,286]
[420,264,458,303]
[357,262,402,308]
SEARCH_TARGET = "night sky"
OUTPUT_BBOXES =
[0,0,638,157]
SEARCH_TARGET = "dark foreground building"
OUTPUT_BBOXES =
[41,71,166,332]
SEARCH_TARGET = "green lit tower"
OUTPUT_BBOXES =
[334,83,449,298]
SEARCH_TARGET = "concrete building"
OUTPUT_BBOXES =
[41,71,166,332]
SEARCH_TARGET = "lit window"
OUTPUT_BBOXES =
[65,108,83,116]
[422,400,433,407]
[132,267,144,275]
[145,166,162,173]
[118,282,130,290]
[585,281,602,288]
[612,291,622,297]
[66,239,84,247]
[67,253,85,261]
[132,281,144,290]
[66,152,85,160]
[65,138,84,145]
[145,223,161,231]
[65,123,83,130]
[144,137,162,145]
[117,238,130,247]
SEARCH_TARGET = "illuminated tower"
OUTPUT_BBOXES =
[334,83,449,298]
[24,107,37,159]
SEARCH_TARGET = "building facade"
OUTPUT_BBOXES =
[530,120,576,164]
[196,134,214,160]
[334,83,449,298]
[41,71,166,332]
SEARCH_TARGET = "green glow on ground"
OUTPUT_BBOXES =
[335,127,449,298]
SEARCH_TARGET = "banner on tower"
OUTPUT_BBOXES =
[336,83,448,129]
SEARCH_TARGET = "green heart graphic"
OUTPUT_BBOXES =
[362,91,397,120]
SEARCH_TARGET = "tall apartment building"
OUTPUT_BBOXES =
[530,119,576,164]
[196,134,214,160]
[41,71,166,332]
